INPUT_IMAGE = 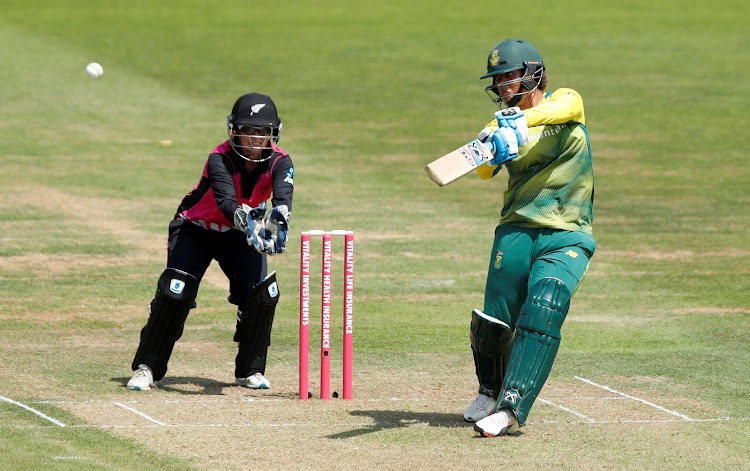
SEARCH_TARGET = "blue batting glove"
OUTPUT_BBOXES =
[495,107,529,146]
[489,127,519,166]
[477,127,500,168]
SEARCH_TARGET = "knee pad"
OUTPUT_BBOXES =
[497,277,570,424]
[470,309,514,398]
[132,268,199,380]
[516,277,569,338]
[234,271,280,378]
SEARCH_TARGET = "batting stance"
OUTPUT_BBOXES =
[127,93,294,391]
[462,39,596,436]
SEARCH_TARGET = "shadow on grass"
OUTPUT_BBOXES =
[111,376,230,395]
[326,410,524,439]
[111,376,301,399]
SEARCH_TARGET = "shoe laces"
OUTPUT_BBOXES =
[135,365,151,380]
[253,372,269,382]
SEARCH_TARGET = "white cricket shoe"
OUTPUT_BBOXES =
[127,364,156,391]
[235,372,270,389]
[464,394,497,423]
[474,409,519,437]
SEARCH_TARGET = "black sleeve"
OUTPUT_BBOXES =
[206,153,239,222]
[271,155,294,213]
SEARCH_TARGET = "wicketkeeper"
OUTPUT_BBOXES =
[127,93,294,391]
[463,39,596,436]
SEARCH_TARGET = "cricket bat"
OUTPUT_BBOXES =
[425,139,494,186]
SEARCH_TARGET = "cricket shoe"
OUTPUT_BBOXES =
[127,364,157,391]
[474,409,519,437]
[236,372,270,389]
[463,394,497,423]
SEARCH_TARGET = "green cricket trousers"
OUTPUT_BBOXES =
[481,224,595,424]
[483,225,595,328]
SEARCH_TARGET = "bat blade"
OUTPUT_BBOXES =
[425,139,494,186]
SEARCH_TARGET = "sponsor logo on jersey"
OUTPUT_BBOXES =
[284,167,294,185]
[526,124,565,144]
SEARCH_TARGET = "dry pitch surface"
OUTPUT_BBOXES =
[8,366,742,470]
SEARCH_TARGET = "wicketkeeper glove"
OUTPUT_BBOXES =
[263,205,290,255]
[234,202,271,253]
[495,107,529,147]
[233,204,251,234]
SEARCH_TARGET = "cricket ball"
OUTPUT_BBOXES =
[85,62,103,79]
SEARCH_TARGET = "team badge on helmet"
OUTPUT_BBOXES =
[250,103,266,115]
[489,49,500,67]
[227,93,282,162]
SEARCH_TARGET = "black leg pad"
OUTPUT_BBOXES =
[234,271,280,378]
[470,309,514,398]
[131,268,199,381]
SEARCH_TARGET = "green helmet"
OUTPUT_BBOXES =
[481,39,545,108]
[481,39,544,79]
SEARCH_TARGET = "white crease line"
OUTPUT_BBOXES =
[552,397,629,401]
[30,397,472,405]
[0,395,66,427]
[597,417,730,424]
[112,402,167,426]
[541,417,738,425]
[33,400,108,404]
[3,417,743,430]
[576,376,693,421]
[2,421,376,429]
[538,398,596,422]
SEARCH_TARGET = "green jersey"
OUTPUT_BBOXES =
[477,88,594,234]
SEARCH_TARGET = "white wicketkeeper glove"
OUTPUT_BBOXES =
[233,204,252,234]
[234,202,271,253]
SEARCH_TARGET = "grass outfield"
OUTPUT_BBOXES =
[1,1,749,469]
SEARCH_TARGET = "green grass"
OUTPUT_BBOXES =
[1,0,749,469]
[1,424,198,470]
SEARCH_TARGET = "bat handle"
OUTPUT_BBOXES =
[483,140,495,155]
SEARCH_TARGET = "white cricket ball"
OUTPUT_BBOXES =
[85,62,104,79]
